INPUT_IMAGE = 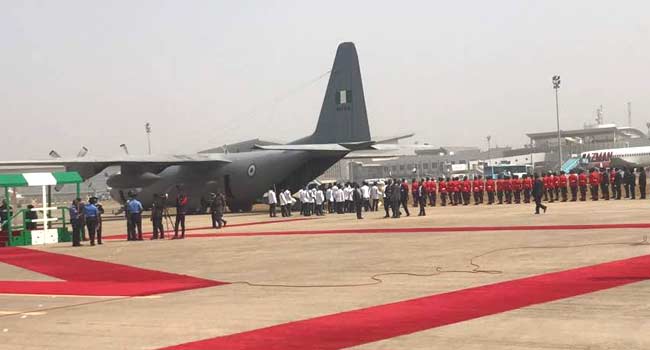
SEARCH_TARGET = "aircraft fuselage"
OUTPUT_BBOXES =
[110,150,342,212]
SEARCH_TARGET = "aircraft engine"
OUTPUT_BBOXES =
[106,172,161,189]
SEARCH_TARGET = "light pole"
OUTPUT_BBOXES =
[145,122,152,155]
[486,135,492,164]
[553,75,562,170]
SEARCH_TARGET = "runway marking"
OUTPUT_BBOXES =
[0,311,46,316]
[145,222,650,240]
[162,253,650,350]
[102,217,314,240]
[0,247,226,296]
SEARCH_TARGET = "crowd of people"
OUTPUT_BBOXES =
[266,166,648,218]
[68,196,105,246]
[66,186,229,247]
[40,165,650,246]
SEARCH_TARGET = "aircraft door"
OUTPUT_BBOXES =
[224,175,234,199]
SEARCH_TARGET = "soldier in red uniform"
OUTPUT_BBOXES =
[578,169,588,201]
[485,176,496,204]
[512,175,522,204]
[503,176,513,204]
[545,173,555,203]
[558,171,568,202]
[496,175,504,204]
[589,168,600,201]
[478,175,485,204]
[522,174,533,203]
[462,176,471,205]
[610,168,617,199]
[411,178,419,207]
[568,170,578,201]
[472,175,482,205]
[552,172,560,201]
[438,177,447,206]
[452,177,461,206]
[428,177,437,207]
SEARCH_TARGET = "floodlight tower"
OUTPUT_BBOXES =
[552,75,562,170]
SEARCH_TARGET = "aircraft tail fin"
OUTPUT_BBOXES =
[298,42,371,144]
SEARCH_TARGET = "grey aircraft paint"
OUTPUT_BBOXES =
[2,42,373,212]
[125,42,372,211]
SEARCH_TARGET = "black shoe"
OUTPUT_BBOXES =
[543,207,547,213]
[90,241,95,246]
[97,241,102,245]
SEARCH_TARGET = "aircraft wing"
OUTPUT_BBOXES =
[373,133,415,144]
[345,144,444,160]
[253,144,352,152]
[0,154,231,179]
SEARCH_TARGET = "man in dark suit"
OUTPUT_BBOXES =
[614,169,623,200]
[626,168,636,199]
[383,180,392,218]
[532,173,548,215]
[353,183,363,219]
[391,180,402,218]
[399,179,411,217]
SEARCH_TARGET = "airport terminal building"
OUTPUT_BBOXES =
[320,123,650,183]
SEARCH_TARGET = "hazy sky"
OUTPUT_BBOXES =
[1,0,649,159]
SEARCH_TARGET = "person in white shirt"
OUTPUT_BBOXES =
[315,186,325,216]
[306,187,315,216]
[331,184,339,213]
[345,184,354,213]
[298,188,307,216]
[267,187,277,217]
[284,189,293,216]
[370,182,381,211]
[325,185,333,213]
[335,184,345,214]
[360,182,371,212]
[279,188,288,217]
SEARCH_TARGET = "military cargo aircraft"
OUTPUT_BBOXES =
[1,42,402,212]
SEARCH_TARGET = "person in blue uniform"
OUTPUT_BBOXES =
[126,192,144,241]
[83,198,99,246]
[69,199,81,247]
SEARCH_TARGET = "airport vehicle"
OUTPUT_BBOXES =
[484,164,532,178]
[1,42,397,212]
[580,146,650,169]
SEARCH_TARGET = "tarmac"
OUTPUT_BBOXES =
[1,199,650,349]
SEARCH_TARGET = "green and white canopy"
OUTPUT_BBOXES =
[0,172,83,187]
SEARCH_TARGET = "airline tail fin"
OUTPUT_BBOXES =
[296,42,371,144]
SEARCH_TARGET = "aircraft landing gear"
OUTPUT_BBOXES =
[228,202,253,213]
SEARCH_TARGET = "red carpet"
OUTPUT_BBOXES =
[162,222,650,240]
[163,254,650,350]
[0,247,226,296]
[102,217,314,240]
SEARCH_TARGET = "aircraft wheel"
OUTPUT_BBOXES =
[229,202,253,213]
